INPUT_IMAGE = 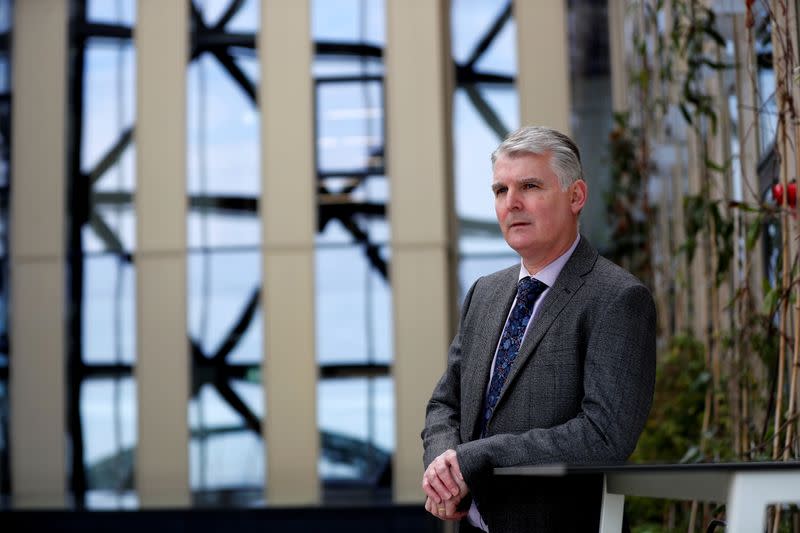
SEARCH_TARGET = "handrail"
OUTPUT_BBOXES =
[494,462,800,533]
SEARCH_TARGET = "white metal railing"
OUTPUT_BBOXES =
[495,462,800,533]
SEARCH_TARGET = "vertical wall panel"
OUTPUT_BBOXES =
[385,0,456,504]
[514,0,571,133]
[9,0,68,509]
[135,0,189,507]
[259,0,318,505]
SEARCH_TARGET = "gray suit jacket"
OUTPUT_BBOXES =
[422,237,656,532]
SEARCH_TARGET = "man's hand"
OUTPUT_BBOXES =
[422,449,469,521]
[425,495,468,521]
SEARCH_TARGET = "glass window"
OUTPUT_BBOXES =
[316,246,392,366]
[187,0,263,506]
[312,0,393,502]
[317,377,393,503]
[87,0,135,26]
[82,378,137,509]
[70,0,138,509]
[451,0,519,298]
[312,0,384,45]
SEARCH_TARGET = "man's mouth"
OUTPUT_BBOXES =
[508,221,530,229]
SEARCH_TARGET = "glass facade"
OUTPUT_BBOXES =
[0,0,10,508]
[312,0,393,502]
[1,0,676,512]
[186,0,264,507]
[451,0,519,297]
[71,0,138,509]
[0,0,618,509]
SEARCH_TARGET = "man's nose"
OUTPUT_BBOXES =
[505,188,522,210]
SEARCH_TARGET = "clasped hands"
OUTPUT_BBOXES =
[422,449,469,521]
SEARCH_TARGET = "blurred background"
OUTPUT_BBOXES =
[1,0,797,531]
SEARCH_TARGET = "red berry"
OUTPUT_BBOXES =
[789,182,797,208]
[773,183,784,205]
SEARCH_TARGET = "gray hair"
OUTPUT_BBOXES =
[491,126,583,189]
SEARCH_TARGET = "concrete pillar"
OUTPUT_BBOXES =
[258,0,319,505]
[513,0,571,133]
[135,0,190,507]
[9,0,69,509]
[385,0,456,503]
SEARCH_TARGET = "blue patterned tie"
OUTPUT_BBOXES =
[480,276,548,438]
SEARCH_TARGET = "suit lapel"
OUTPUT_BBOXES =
[492,237,598,420]
[462,266,518,440]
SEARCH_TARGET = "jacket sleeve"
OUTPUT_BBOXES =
[455,283,657,489]
[420,279,479,469]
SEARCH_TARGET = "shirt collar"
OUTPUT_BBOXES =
[518,233,581,286]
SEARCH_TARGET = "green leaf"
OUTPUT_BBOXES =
[728,200,759,213]
[705,157,727,172]
[746,214,763,251]
[700,57,732,70]
[708,109,718,135]
[681,237,697,261]
[764,285,780,314]
[637,68,650,89]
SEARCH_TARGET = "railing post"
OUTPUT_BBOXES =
[598,474,625,533]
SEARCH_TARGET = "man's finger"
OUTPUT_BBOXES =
[433,460,460,497]
[428,496,447,519]
[444,497,459,516]
[441,497,467,522]
[445,452,465,482]
[426,468,454,502]
[421,476,442,504]
[426,490,463,522]
[453,470,469,497]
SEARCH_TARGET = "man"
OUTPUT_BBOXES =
[421,126,656,531]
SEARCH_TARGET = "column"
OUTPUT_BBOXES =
[259,0,318,505]
[385,0,457,503]
[9,0,68,509]
[513,0,571,133]
[135,0,190,507]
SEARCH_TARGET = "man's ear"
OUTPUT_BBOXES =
[570,179,587,214]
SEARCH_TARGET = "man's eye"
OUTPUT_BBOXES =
[523,183,538,189]
[494,188,506,197]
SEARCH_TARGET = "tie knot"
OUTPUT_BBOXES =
[517,277,548,305]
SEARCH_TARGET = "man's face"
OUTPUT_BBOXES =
[492,152,586,271]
